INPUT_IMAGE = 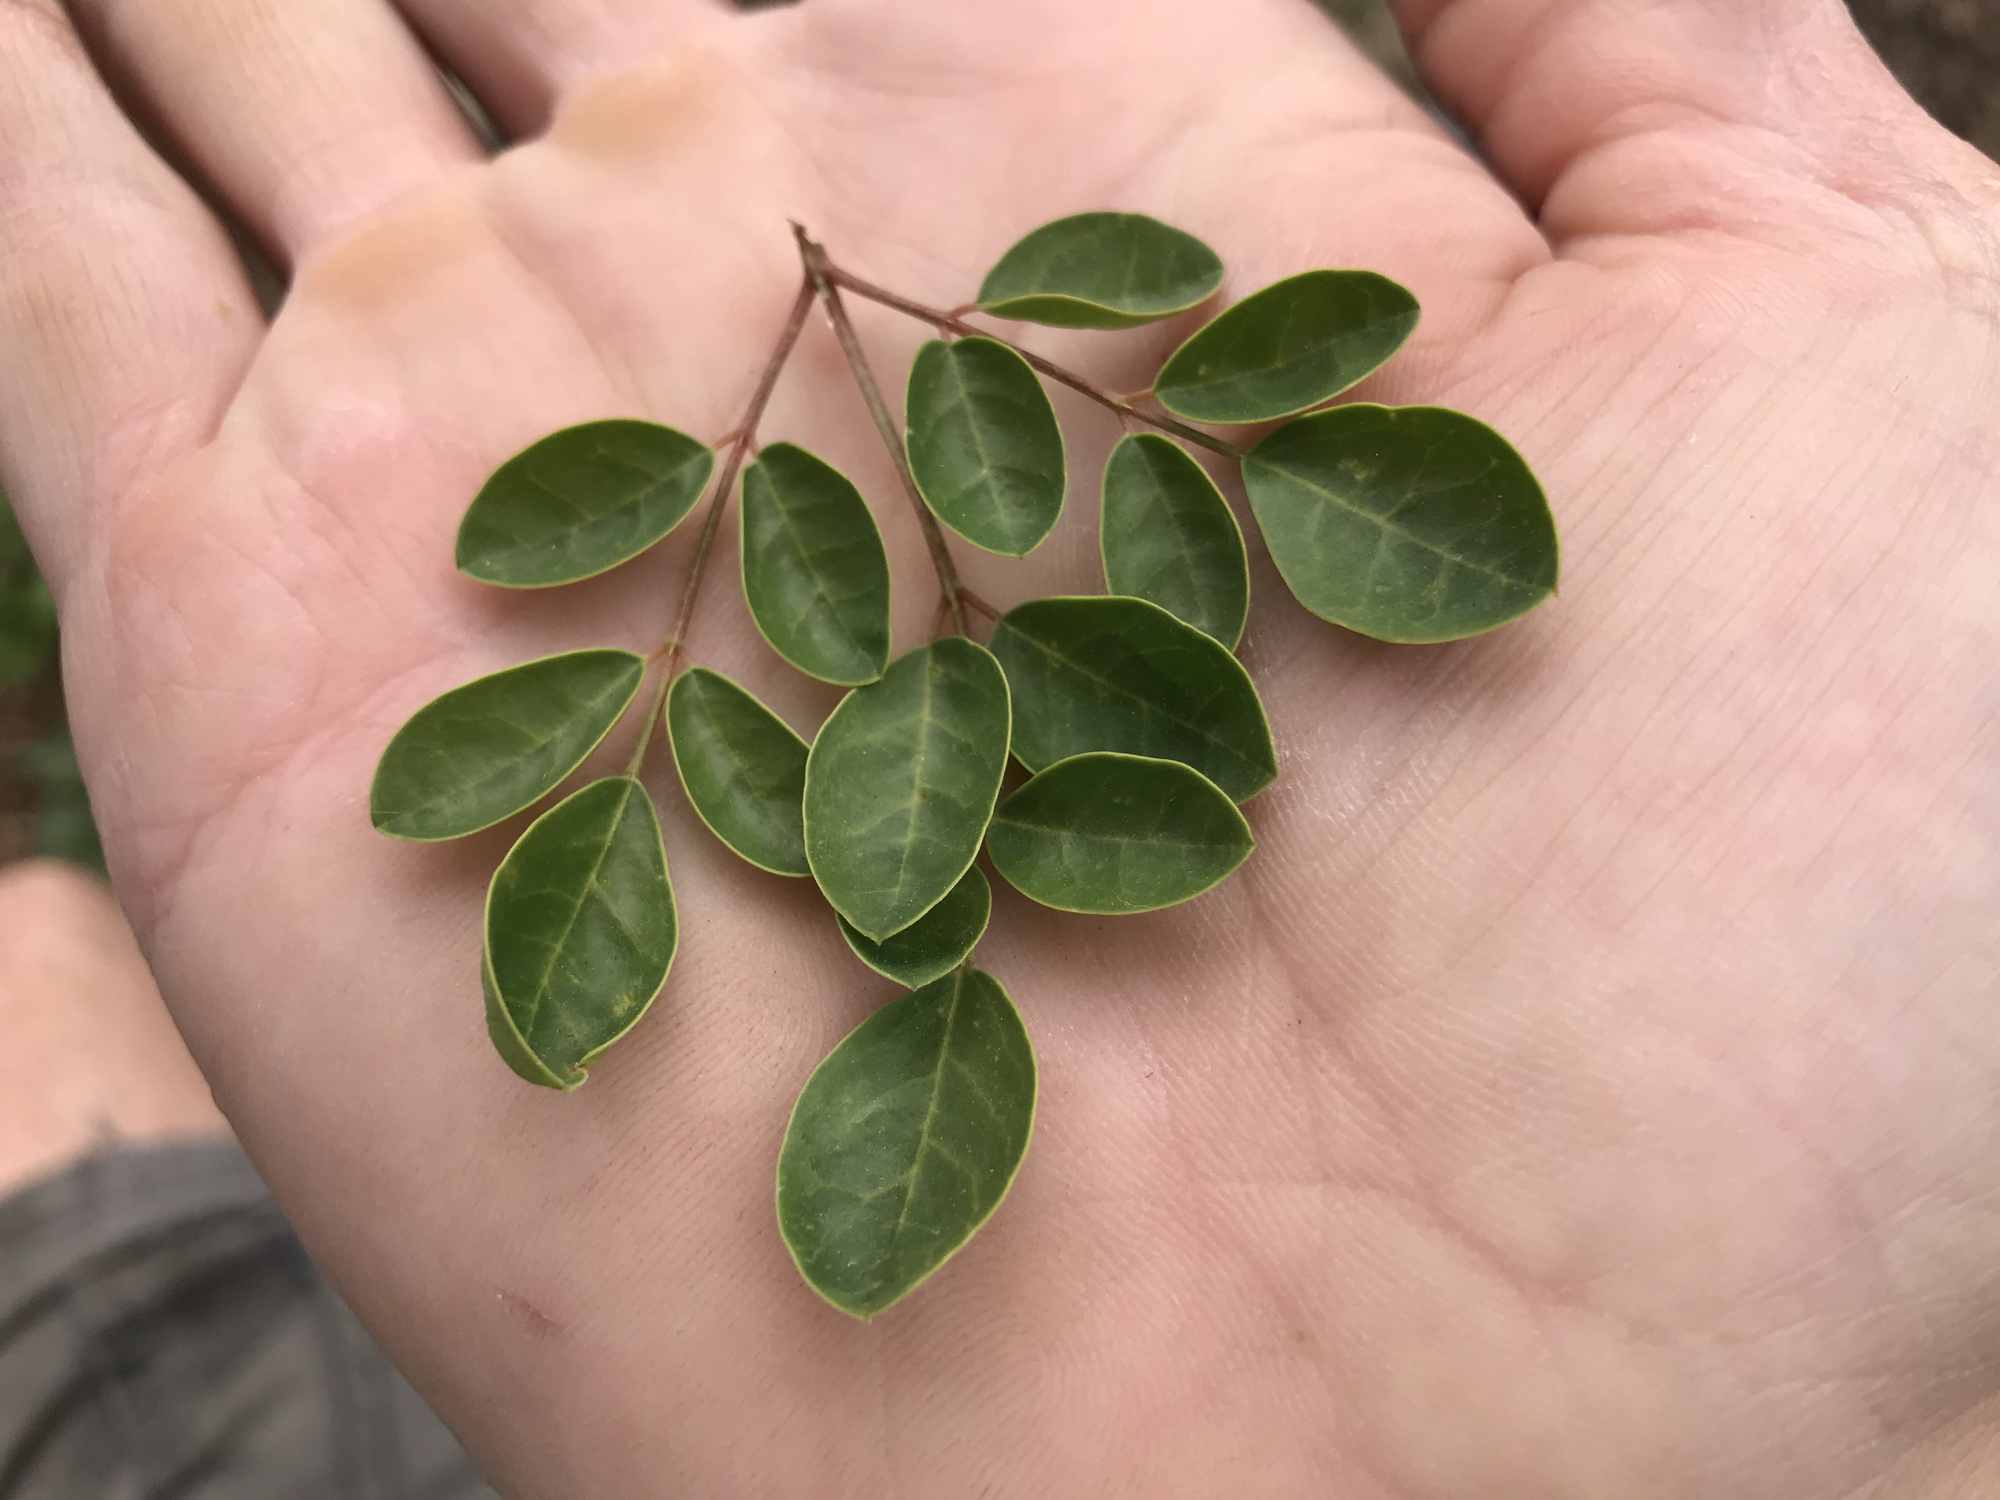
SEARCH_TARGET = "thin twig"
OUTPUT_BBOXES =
[793,224,970,638]
[958,588,1001,623]
[822,263,1245,461]
[625,275,817,777]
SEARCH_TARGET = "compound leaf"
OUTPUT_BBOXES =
[456,419,713,587]
[804,638,1010,943]
[976,211,1223,330]
[370,649,645,841]
[666,667,809,877]
[777,967,1035,1318]
[988,596,1275,802]
[740,442,892,686]
[1100,434,1249,647]
[1241,404,1558,642]
[987,752,1253,915]
[484,776,676,1088]
[837,866,990,990]
[905,338,1065,557]
[1153,270,1419,424]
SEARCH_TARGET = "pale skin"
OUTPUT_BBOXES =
[2,0,1997,1493]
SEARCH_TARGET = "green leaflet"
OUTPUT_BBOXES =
[837,866,991,990]
[905,338,1066,557]
[777,967,1035,1318]
[740,443,892,686]
[369,649,645,841]
[456,419,713,587]
[804,638,1011,944]
[665,667,810,877]
[484,776,677,1089]
[1241,404,1559,643]
[988,753,1254,915]
[976,212,1223,330]
[1153,270,1419,424]
[1099,434,1250,648]
[988,596,1276,802]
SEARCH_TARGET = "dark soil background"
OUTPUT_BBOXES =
[1,1,1994,865]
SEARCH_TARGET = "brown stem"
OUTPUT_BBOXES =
[625,275,817,777]
[794,224,970,638]
[821,263,1244,461]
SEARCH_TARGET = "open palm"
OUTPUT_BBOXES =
[6,0,1998,1493]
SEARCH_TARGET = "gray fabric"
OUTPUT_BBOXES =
[0,1139,495,1499]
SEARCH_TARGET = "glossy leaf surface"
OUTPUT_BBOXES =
[1241,404,1559,642]
[370,649,645,841]
[740,442,891,685]
[666,667,809,877]
[778,968,1035,1318]
[456,419,713,587]
[838,866,990,990]
[976,212,1223,330]
[1099,434,1249,647]
[484,776,676,1088]
[989,596,1275,801]
[804,639,1010,943]
[1153,270,1419,423]
[905,338,1065,557]
[988,753,1254,915]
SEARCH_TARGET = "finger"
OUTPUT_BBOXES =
[68,0,485,264]
[1390,0,1961,246]
[0,5,260,596]
[391,0,751,138]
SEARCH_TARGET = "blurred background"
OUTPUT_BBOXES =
[3,0,1997,874]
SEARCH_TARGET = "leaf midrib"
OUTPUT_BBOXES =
[752,468,876,667]
[886,970,967,1253]
[1251,454,1543,590]
[939,349,1040,551]
[386,662,635,829]
[497,448,703,554]
[881,652,940,916]
[1003,618,1266,784]
[1117,444,1235,631]
[994,810,1240,854]
[1166,314,1400,405]
[516,780,632,1047]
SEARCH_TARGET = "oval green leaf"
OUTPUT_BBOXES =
[1099,434,1249,648]
[665,667,810,877]
[456,419,714,588]
[988,752,1253,915]
[370,649,645,841]
[777,967,1036,1318]
[837,866,990,990]
[905,337,1066,557]
[804,638,1010,944]
[484,775,676,1089]
[976,211,1223,330]
[740,442,891,685]
[988,595,1276,802]
[1241,404,1559,643]
[1153,270,1420,424]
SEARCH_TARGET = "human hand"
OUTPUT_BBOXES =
[3,0,1996,1492]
